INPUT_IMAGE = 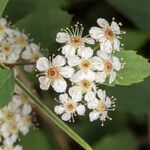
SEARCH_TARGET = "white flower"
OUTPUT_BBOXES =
[0,40,21,63]
[87,89,115,126]
[54,86,85,122]
[68,47,103,83]
[36,55,74,93]
[56,23,95,57]
[18,115,31,135]
[96,51,121,84]
[21,43,42,72]
[89,18,122,53]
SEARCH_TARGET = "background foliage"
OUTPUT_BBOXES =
[0,0,150,149]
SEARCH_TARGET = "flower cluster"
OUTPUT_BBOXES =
[36,18,124,125]
[0,18,41,73]
[0,86,33,149]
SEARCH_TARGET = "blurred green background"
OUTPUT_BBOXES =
[3,0,150,149]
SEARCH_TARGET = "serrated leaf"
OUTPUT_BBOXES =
[122,29,149,50]
[21,129,51,150]
[105,77,150,114]
[94,131,138,150]
[16,9,72,51]
[0,69,14,108]
[0,0,9,17]
[106,0,150,34]
[112,50,150,85]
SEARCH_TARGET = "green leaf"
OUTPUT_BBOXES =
[0,69,14,108]
[4,0,69,22]
[16,9,72,51]
[122,29,149,50]
[94,131,138,150]
[21,129,51,150]
[112,50,150,85]
[0,0,9,17]
[106,0,150,33]
[105,77,150,114]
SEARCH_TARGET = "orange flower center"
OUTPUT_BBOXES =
[104,61,113,73]
[80,79,91,92]
[104,28,114,40]
[2,44,11,55]
[80,59,91,70]
[70,36,84,48]
[47,67,59,80]
[98,100,106,112]
[65,100,77,112]
[16,36,26,47]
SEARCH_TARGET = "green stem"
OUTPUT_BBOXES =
[93,43,100,51]
[0,63,93,150]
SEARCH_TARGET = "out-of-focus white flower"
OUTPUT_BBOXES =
[0,85,33,148]
[96,51,121,84]
[89,18,122,53]
[0,144,22,150]
[56,23,95,57]
[0,40,22,63]
[54,86,85,121]
[36,55,74,93]
[21,43,42,72]
[87,89,116,126]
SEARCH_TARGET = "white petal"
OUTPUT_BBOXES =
[83,37,95,45]
[36,57,49,71]
[112,56,121,71]
[78,47,93,59]
[87,100,98,109]
[22,104,32,115]
[89,111,100,122]
[113,38,120,51]
[53,79,67,93]
[95,72,107,83]
[91,56,103,71]
[100,40,113,54]
[60,66,74,78]
[59,93,68,103]
[21,49,32,60]
[67,55,80,67]
[109,71,116,84]
[24,65,35,72]
[105,97,112,107]
[56,32,70,43]
[70,70,84,83]
[97,89,106,100]
[97,51,108,60]
[76,105,85,115]
[89,27,104,40]
[39,76,51,90]
[100,111,107,121]
[52,55,66,67]
[61,112,71,121]
[111,21,120,34]
[69,86,82,102]
[84,91,96,102]
[54,105,65,114]
[84,70,96,81]
[97,18,109,28]
[62,44,76,57]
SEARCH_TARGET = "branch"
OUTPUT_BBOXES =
[4,61,36,67]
